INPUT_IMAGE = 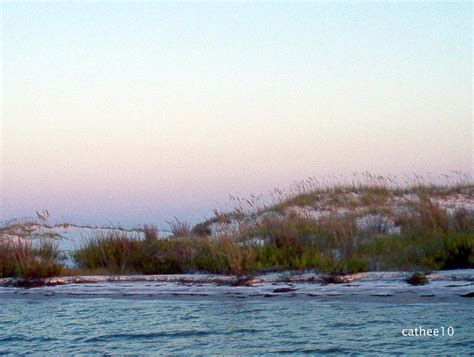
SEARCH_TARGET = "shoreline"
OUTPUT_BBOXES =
[1,269,473,303]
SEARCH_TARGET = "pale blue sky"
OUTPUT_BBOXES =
[1,2,472,226]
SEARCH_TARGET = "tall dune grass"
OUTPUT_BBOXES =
[0,239,63,279]
[73,231,257,276]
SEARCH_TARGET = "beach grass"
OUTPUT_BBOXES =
[0,239,63,279]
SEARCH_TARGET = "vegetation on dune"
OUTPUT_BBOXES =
[0,239,63,279]
[1,174,473,280]
[73,232,257,276]
[73,189,473,277]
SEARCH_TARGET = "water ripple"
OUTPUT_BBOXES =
[0,298,472,354]
[85,329,215,342]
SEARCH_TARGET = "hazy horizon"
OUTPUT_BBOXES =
[1,2,472,226]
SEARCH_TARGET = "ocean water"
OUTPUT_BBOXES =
[1,297,472,355]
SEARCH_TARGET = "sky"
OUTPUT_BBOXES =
[1,1,472,227]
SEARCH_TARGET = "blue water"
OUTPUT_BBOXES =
[0,298,473,355]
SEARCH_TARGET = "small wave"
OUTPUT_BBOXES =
[84,329,214,342]
[0,335,56,343]
[224,328,261,335]
[0,335,23,343]
[270,346,346,354]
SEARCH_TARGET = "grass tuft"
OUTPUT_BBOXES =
[0,238,63,279]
